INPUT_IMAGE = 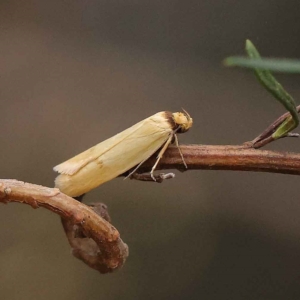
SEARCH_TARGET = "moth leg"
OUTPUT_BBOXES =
[150,134,173,181]
[125,159,148,180]
[126,133,174,182]
[174,133,187,168]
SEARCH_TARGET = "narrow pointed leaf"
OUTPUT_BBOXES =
[224,57,300,73]
[245,40,299,136]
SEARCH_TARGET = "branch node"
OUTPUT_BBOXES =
[130,172,175,183]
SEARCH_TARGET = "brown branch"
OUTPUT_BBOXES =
[133,107,300,177]
[137,144,300,175]
[0,179,129,274]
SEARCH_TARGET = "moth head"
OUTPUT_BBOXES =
[172,109,193,133]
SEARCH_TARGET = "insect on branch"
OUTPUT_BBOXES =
[1,107,300,274]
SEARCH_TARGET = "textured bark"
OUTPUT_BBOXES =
[0,179,128,273]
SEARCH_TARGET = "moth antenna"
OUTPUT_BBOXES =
[181,108,191,121]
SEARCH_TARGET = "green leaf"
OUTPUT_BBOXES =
[245,40,299,137]
[224,57,300,73]
[272,116,297,139]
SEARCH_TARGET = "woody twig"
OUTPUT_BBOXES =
[0,180,129,274]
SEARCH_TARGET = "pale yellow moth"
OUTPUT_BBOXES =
[54,111,193,197]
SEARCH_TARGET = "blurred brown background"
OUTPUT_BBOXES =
[1,1,300,299]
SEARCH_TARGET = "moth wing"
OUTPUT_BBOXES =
[98,121,171,167]
[53,113,173,176]
[54,113,174,197]
[97,112,174,169]
[53,119,147,175]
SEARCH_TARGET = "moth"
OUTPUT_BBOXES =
[54,110,193,197]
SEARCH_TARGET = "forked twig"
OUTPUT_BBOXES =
[248,105,300,148]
